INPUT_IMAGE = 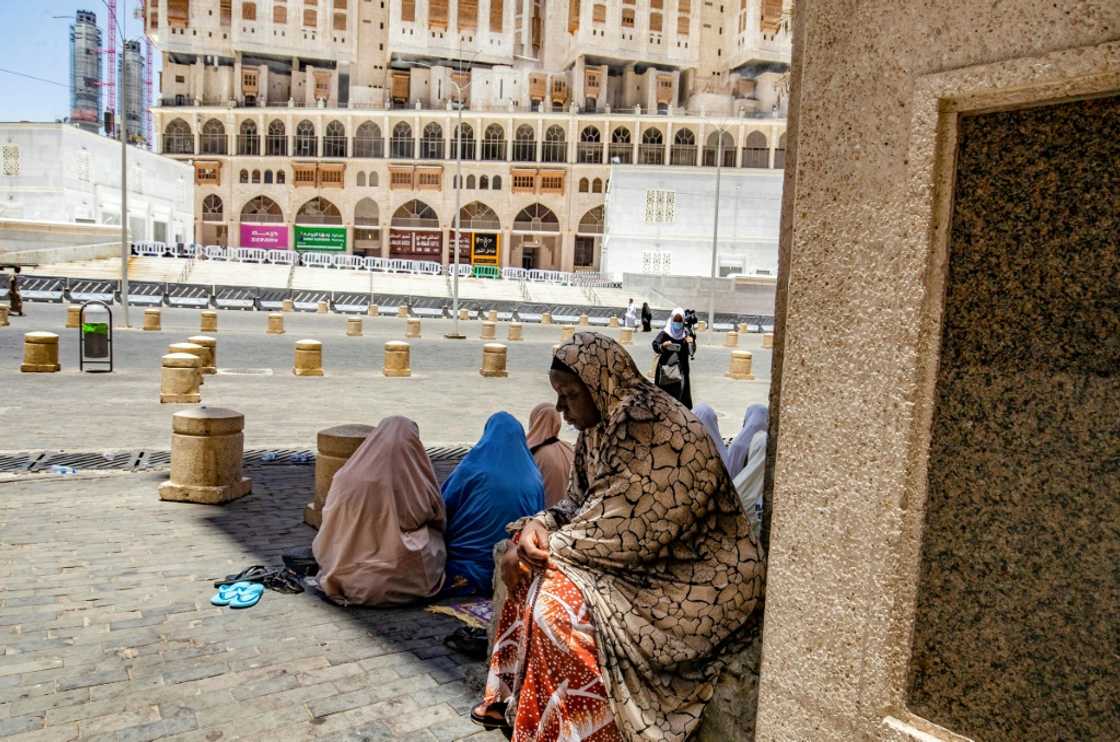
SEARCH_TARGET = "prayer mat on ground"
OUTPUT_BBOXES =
[426,597,493,629]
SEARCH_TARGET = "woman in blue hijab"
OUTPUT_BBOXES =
[441,412,545,595]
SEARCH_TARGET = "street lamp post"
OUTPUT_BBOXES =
[447,78,465,339]
[119,55,130,327]
[708,129,725,328]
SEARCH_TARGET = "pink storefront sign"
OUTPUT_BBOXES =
[239,224,290,249]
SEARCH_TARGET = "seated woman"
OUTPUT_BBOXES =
[312,417,447,606]
[525,403,575,507]
[441,412,545,596]
[692,402,731,473]
[727,404,769,478]
[475,332,764,741]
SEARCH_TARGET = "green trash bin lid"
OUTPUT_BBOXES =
[82,322,109,335]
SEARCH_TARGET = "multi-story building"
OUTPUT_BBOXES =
[147,0,791,272]
[119,41,148,145]
[69,10,103,134]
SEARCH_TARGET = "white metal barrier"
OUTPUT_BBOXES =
[364,257,390,272]
[230,247,270,263]
[411,260,442,275]
[528,270,566,284]
[267,250,298,266]
[204,245,227,261]
[502,267,529,281]
[451,263,472,278]
[334,255,366,270]
[301,253,335,268]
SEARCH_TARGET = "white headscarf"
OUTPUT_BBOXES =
[664,307,687,340]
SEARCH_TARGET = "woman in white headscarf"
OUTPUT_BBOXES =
[650,307,695,408]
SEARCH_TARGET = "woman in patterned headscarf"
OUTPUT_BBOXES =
[473,332,764,742]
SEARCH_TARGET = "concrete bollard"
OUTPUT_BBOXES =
[346,317,363,337]
[383,341,411,377]
[486,309,497,322]
[397,305,409,318]
[541,312,552,325]
[200,310,218,333]
[282,298,294,312]
[480,343,509,378]
[267,313,285,335]
[367,303,380,317]
[507,322,523,341]
[481,321,496,340]
[406,318,421,338]
[187,335,218,374]
[609,316,619,328]
[724,331,739,348]
[317,300,329,314]
[619,327,634,345]
[293,339,324,376]
[159,407,251,504]
[726,351,756,380]
[560,326,574,342]
[578,314,589,326]
[168,342,206,385]
[160,352,202,403]
[20,332,61,373]
[304,423,376,528]
[0,303,8,327]
[762,332,774,349]
[143,308,162,331]
[66,305,81,329]
[458,308,469,321]
[738,322,749,334]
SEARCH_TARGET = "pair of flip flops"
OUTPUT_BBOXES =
[210,581,264,609]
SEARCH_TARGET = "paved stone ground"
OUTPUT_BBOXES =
[0,461,505,741]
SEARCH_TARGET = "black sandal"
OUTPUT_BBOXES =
[212,565,269,587]
[263,568,305,594]
[470,702,509,733]
[444,626,488,661]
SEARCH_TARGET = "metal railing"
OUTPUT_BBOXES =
[419,138,445,160]
[638,145,665,165]
[480,139,506,161]
[541,141,567,163]
[353,137,385,158]
[162,135,194,155]
[703,146,737,168]
[237,135,260,156]
[670,145,697,166]
[577,143,603,164]
[609,143,633,163]
[199,134,228,155]
[450,140,476,160]
[741,148,770,168]
[265,135,288,156]
[390,137,415,159]
[322,136,348,158]
[512,220,561,233]
[293,135,318,157]
[512,140,537,162]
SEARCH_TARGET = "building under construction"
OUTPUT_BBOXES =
[119,40,146,144]
[68,10,102,133]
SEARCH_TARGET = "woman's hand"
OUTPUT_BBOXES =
[499,547,529,590]
[661,340,674,350]
[517,520,551,570]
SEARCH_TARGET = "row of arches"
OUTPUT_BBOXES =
[451,174,503,190]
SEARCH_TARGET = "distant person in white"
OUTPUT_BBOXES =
[624,298,639,328]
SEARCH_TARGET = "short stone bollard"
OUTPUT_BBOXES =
[481,321,496,340]
[397,305,409,318]
[458,308,469,321]
[486,309,497,322]
[187,335,218,374]
[66,305,81,329]
[508,322,523,341]
[317,300,329,314]
[383,341,411,377]
[480,343,508,378]
[367,303,380,317]
[0,303,8,327]
[609,316,620,328]
[578,314,589,326]
[724,331,739,348]
[21,332,61,373]
[143,308,162,331]
[346,317,363,337]
[697,320,708,333]
[160,352,202,403]
[560,326,575,342]
[200,310,218,333]
[293,339,324,376]
[168,342,206,385]
[738,322,749,334]
[619,327,634,345]
[267,313,285,335]
[541,312,553,325]
[159,407,251,504]
[726,351,756,380]
[406,318,421,338]
[762,332,774,349]
[282,298,294,312]
[305,423,376,528]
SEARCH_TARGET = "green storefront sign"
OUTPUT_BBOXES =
[294,225,347,251]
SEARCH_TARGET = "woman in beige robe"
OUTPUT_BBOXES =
[526,403,575,507]
[312,416,446,606]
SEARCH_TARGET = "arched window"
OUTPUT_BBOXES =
[323,120,346,157]
[704,130,736,167]
[420,122,444,159]
[491,175,501,190]
[296,197,343,225]
[238,120,259,155]
[354,197,379,226]
[774,132,787,169]
[671,128,697,166]
[354,121,383,158]
[577,205,604,235]
[642,128,664,145]
[453,123,475,160]
[202,195,224,222]
[357,172,366,187]
[264,170,273,184]
[266,120,287,156]
[391,122,414,158]
[452,175,460,189]
[577,126,602,164]
[277,169,286,184]
[609,127,632,163]
[466,175,476,189]
[391,199,439,229]
[542,125,566,163]
[479,175,489,189]
[251,169,261,184]
[578,177,589,193]
[200,119,227,155]
[481,124,505,161]
[592,178,602,193]
[163,118,193,155]
[459,201,500,230]
[240,196,284,224]
[368,171,378,187]
[513,203,559,231]
[612,127,632,144]
[239,169,249,184]
[742,131,769,168]
[294,120,317,157]
[639,128,665,165]
[513,124,536,162]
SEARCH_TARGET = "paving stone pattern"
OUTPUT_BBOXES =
[0,463,504,741]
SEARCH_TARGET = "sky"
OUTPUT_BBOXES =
[0,1,158,124]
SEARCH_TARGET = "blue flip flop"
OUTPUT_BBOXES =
[210,581,252,606]
[229,583,264,609]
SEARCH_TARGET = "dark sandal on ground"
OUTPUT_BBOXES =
[443,626,488,661]
[470,702,510,735]
[213,565,305,594]
[281,546,319,577]
[212,565,269,587]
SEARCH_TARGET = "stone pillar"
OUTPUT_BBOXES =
[66,305,81,329]
[560,326,574,342]
[160,352,202,403]
[346,317,363,336]
[480,343,508,377]
[397,304,409,318]
[200,310,218,333]
[578,314,589,326]
[168,342,206,384]
[367,303,380,317]
[508,322,523,341]
[609,316,620,328]
[20,332,61,373]
[486,309,497,322]
[267,313,285,335]
[383,341,411,377]
[619,327,634,345]
[317,300,329,314]
[187,335,218,374]
[458,308,469,321]
[293,339,324,376]
[304,423,375,528]
[159,407,251,504]
[724,331,739,348]
[481,321,497,340]
[282,298,294,312]
[541,312,552,325]
[762,332,774,349]
[406,318,421,338]
[726,351,755,380]
[0,304,8,327]
[143,308,162,331]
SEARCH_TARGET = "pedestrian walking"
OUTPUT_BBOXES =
[651,307,696,408]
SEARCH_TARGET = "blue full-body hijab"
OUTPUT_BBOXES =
[441,412,545,594]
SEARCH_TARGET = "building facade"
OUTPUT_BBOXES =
[69,10,103,134]
[120,41,148,145]
[0,124,195,244]
[147,0,792,272]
